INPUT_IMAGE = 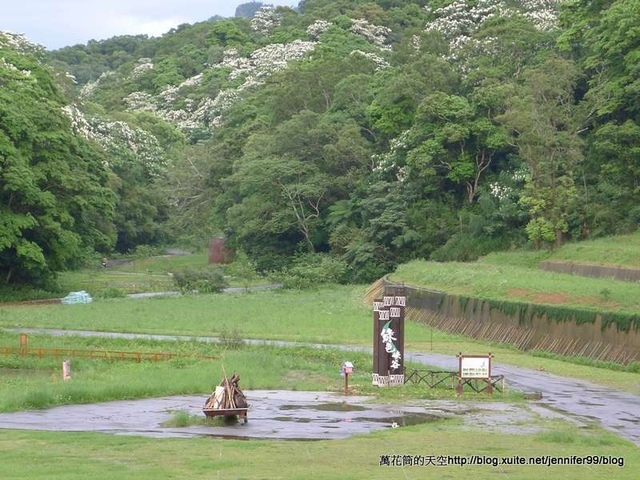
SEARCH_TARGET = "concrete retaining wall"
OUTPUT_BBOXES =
[382,280,640,365]
[539,261,640,282]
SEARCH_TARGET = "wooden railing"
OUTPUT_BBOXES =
[0,346,217,362]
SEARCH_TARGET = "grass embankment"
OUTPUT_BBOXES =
[391,258,640,314]
[391,231,640,311]
[388,238,640,387]
[540,231,640,267]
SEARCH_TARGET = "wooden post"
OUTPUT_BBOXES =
[344,372,349,395]
[20,334,27,356]
[62,359,71,380]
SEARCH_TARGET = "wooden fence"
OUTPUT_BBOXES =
[0,345,217,362]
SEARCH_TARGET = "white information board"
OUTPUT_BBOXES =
[459,355,491,379]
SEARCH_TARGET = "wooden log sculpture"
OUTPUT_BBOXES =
[203,372,249,422]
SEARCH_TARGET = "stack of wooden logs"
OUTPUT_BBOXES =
[204,372,248,410]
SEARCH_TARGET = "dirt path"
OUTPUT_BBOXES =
[7,328,640,446]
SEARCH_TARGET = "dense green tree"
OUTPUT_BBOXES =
[403,92,510,203]
[498,57,585,249]
[236,2,266,18]
[558,0,640,237]
[0,45,116,285]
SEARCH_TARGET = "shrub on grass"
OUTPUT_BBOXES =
[164,410,198,427]
[275,253,346,289]
[218,327,245,349]
[172,267,228,294]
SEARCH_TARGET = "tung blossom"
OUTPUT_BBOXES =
[80,71,114,99]
[0,56,32,77]
[350,18,392,50]
[130,58,154,79]
[306,20,332,40]
[0,31,44,54]
[250,6,282,35]
[62,104,168,177]
[424,0,560,68]
[350,50,390,70]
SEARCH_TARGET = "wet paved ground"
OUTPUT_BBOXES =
[0,390,565,440]
[5,328,640,445]
[406,351,640,446]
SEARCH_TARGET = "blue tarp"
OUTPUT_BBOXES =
[61,290,93,304]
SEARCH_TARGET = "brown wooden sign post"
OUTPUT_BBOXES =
[372,285,406,387]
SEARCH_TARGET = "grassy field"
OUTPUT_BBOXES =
[1,240,639,479]
[476,231,640,268]
[0,289,638,478]
[542,231,640,267]
[0,421,635,480]
[53,251,265,297]
[0,285,638,393]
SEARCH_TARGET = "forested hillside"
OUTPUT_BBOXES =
[2,0,639,285]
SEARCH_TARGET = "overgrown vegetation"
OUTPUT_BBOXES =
[171,266,228,294]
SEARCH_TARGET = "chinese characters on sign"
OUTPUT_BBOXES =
[372,286,405,386]
[459,356,490,379]
[456,353,495,395]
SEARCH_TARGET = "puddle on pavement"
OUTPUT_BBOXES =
[272,412,435,424]
[0,391,452,441]
[280,402,367,412]
[0,390,566,442]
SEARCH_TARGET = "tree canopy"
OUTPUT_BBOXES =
[3,0,640,285]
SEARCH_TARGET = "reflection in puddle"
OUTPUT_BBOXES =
[273,417,314,423]
[277,403,438,428]
[280,403,367,412]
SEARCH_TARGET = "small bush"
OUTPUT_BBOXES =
[275,253,347,289]
[162,410,209,427]
[218,327,245,349]
[537,429,577,444]
[224,251,259,288]
[627,361,640,373]
[172,267,228,294]
[430,234,509,262]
